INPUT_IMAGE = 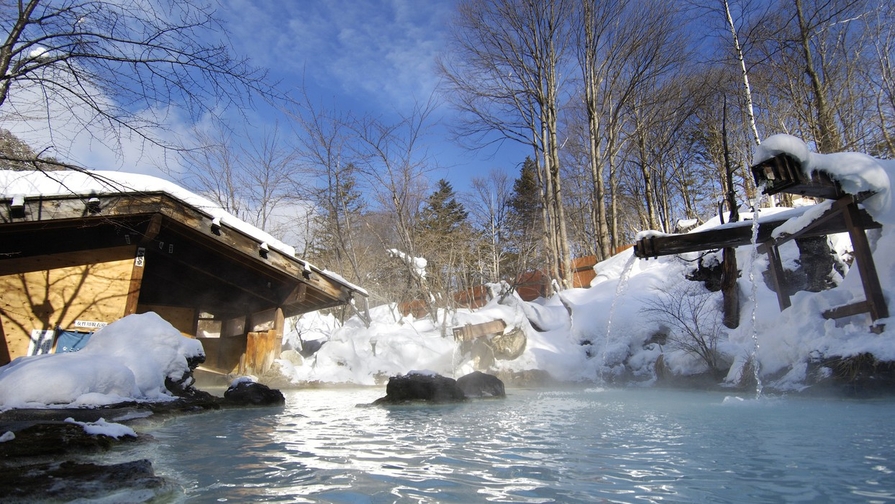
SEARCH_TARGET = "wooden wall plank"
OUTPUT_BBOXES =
[0,247,136,362]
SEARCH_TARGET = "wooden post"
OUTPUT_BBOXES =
[765,245,792,310]
[842,200,888,321]
[721,247,740,328]
[123,246,145,315]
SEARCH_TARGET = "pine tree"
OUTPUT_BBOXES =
[418,179,469,236]
[415,179,471,307]
[505,158,543,280]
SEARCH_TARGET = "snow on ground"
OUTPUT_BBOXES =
[2,135,895,408]
[0,312,203,410]
[277,135,895,390]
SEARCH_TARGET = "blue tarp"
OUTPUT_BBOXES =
[56,330,92,353]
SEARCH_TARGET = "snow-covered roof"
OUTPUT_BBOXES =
[0,169,367,297]
[1,169,296,254]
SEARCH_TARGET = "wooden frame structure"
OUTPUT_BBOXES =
[634,153,888,324]
[1,177,365,375]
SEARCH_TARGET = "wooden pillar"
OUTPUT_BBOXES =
[842,200,888,321]
[721,247,740,328]
[243,308,285,375]
[765,245,792,311]
[123,246,145,315]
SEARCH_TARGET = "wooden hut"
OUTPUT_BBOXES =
[0,170,366,376]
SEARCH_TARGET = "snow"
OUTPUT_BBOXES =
[3,136,895,406]
[230,376,257,387]
[275,136,895,390]
[64,417,137,438]
[4,169,286,263]
[755,134,895,218]
[0,312,203,410]
[386,248,428,278]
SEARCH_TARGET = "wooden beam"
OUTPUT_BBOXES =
[842,201,889,320]
[635,206,879,259]
[823,301,871,320]
[452,320,507,342]
[123,246,146,315]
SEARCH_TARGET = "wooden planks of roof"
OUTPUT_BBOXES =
[0,187,365,370]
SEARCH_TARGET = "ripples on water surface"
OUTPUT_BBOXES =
[140,387,895,502]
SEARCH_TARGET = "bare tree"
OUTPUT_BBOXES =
[465,168,512,283]
[440,0,574,290]
[641,280,727,377]
[0,0,271,161]
[720,0,764,146]
[288,94,379,324]
[861,3,895,157]
[179,125,244,215]
[574,0,629,259]
[751,0,873,153]
[350,100,436,313]
[179,122,306,247]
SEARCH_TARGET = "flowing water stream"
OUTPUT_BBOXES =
[113,386,895,503]
[748,200,765,398]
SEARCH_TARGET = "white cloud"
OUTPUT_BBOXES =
[220,0,451,109]
[0,73,190,180]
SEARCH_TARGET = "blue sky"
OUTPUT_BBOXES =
[2,0,529,197]
[217,0,530,192]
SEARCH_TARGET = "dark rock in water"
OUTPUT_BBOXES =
[223,380,286,406]
[165,352,213,401]
[0,458,170,503]
[457,371,506,398]
[373,372,467,404]
[166,371,217,402]
[0,422,135,458]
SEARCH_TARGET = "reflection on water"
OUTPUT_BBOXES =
[136,387,895,503]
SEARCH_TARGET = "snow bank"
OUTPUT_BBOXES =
[0,312,204,410]
[755,134,894,219]
[274,136,895,391]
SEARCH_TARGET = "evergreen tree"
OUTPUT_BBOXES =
[415,179,471,306]
[418,179,469,235]
[308,165,365,280]
[505,158,543,280]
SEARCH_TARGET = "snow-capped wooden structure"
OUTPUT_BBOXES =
[0,170,365,375]
[634,152,888,324]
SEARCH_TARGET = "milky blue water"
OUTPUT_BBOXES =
[137,387,895,503]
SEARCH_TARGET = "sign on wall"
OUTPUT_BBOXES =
[28,329,55,356]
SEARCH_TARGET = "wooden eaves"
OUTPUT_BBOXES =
[0,190,365,318]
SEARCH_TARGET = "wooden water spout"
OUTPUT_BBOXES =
[633,153,888,325]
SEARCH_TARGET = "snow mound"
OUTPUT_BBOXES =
[0,312,204,410]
